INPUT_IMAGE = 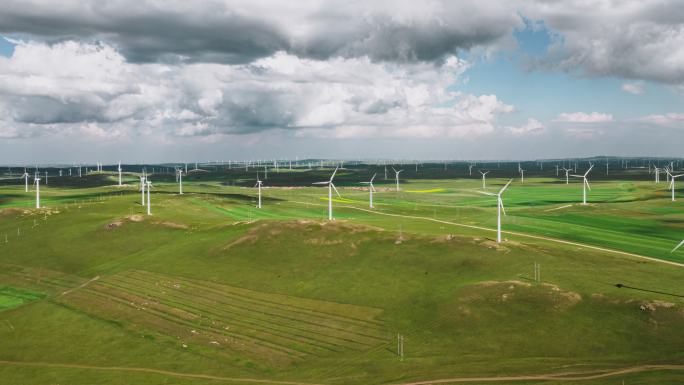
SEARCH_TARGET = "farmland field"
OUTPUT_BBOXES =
[0,162,683,384]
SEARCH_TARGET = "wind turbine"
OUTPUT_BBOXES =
[571,164,594,205]
[21,171,29,192]
[146,179,152,215]
[667,170,683,202]
[177,169,184,195]
[118,161,122,186]
[33,176,41,208]
[561,167,571,184]
[479,170,490,190]
[360,173,377,208]
[654,167,661,183]
[140,175,146,206]
[519,168,525,183]
[313,167,341,221]
[392,167,403,191]
[478,179,513,243]
[255,172,263,209]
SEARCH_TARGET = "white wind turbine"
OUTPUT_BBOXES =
[21,171,29,192]
[360,173,377,208]
[519,168,526,183]
[479,170,490,190]
[571,164,594,205]
[146,179,152,215]
[654,167,661,183]
[118,161,122,186]
[140,175,146,206]
[313,167,341,221]
[33,176,41,208]
[667,170,683,202]
[479,179,513,243]
[392,167,403,191]
[561,167,571,184]
[177,169,184,195]
[255,172,263,209]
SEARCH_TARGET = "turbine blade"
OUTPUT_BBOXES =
[672,239,684,253]
[585,178,591,191]
[499,179,513,194]
[585,165,594,176]
[312,181,329,185]
[499,198,507,216]
[477,191,496,196]
[331,183,342,198]
[330,167,338,182]
[371,173,377,182]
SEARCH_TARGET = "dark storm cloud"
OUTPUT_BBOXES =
[0,1,519,64]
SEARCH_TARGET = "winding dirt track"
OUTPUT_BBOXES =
[0,360,322,385]
[0,360,682,384]
[388,365,684,384]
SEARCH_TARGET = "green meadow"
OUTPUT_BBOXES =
[0,163,683,384]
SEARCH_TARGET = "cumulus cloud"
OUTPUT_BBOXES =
[1,1,683,88]
[0,0,521,64]
[0,40,518,140]
[553,112,613,123]
[635,113,684,127]
[506,118,545,135]
[622,82,644,95]
[523,0,684,85]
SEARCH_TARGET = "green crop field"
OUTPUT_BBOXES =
[0,162,683,384]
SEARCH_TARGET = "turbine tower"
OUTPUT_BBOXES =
[140,175,146,206]
[313,167,341,221]
[146,179,152,215]
[33,176,41,208]
[479,179,513,243]
[177,169,184,195]
[118,161,122,186]
[519,168,525,183]
[360,173,377,208]
[571,164,594,205]
[255,172,263,209]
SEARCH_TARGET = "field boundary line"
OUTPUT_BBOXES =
[0,360,323,385]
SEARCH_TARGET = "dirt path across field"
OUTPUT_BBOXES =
[0,360,682,384]
[60,275,100,297]
[0,360,322,385]
[388,364,684,384]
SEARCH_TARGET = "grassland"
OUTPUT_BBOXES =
[0,163,683,384]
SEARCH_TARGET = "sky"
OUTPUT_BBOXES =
[1,0,683,163]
